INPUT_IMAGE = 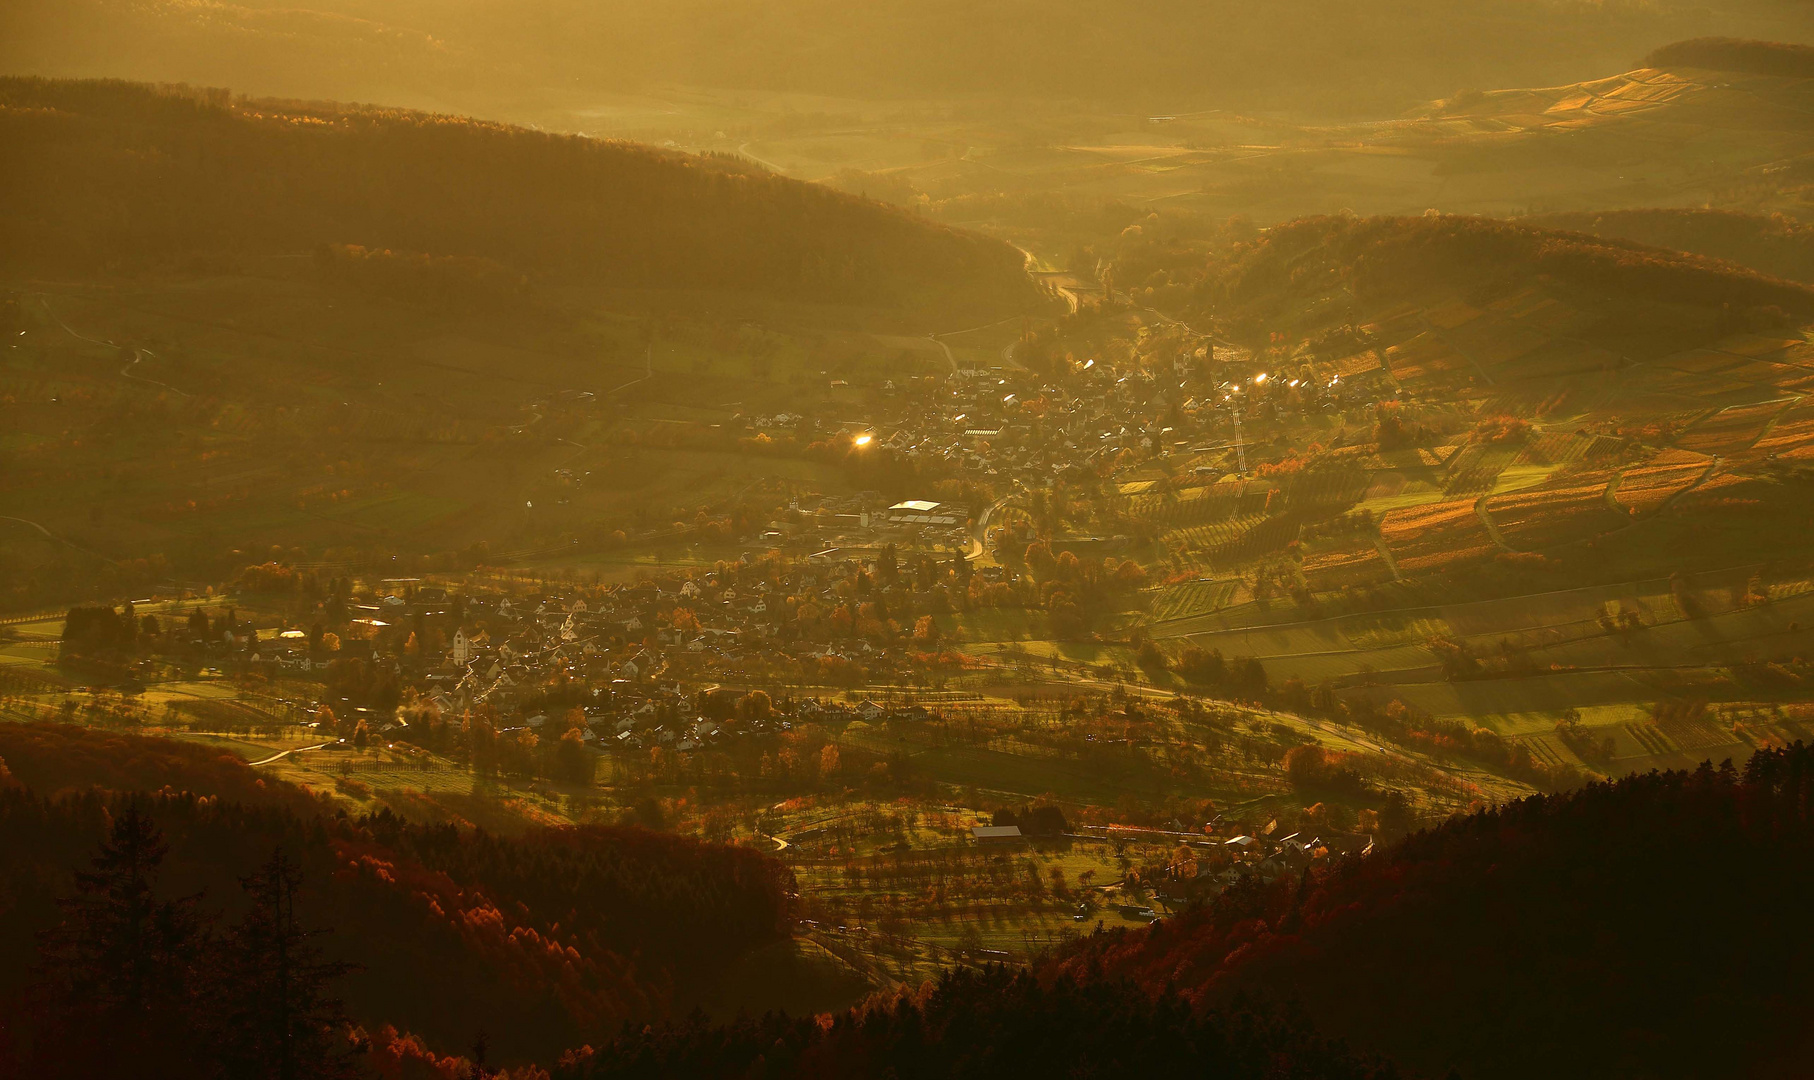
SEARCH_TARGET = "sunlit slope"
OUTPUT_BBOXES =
[1411,62,1814,134]
[1205,215,1814,524]
[0,78,1035,313]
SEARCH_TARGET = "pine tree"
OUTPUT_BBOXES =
[32,801,209,1079]
[213,848,357,1080]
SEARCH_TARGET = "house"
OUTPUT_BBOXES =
[855,700,886,722]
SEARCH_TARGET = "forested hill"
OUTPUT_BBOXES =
[0,78,1036,312]
[1048,743,1814,1080]
[1205,214,1814,334]
[1643,37,1814,77]
[0,723,797,1067]
[1524,208,1814,284]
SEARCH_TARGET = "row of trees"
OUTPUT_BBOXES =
[551,966,1397,1080]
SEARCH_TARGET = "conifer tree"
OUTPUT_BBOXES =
[32,801,208,1079]
[214,848,357,1080]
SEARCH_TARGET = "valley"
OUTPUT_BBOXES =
[4,24,1814,1080]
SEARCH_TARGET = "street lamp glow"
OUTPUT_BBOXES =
[853,433,873,447]
[1254,372,1268,384]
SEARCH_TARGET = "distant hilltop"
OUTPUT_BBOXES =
[1643,37,1814,79]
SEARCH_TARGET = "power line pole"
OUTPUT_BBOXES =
[1231,395,1249,477]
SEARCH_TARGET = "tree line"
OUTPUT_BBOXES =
[1050,742,1814,1080]
[0,729,799,1065]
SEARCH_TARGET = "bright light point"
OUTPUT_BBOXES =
[1288,379,1300,387]
[853,434,873,446]
[1254,373,1267,384]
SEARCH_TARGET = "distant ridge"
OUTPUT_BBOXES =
[0,78,1035,314]
[1523,208,1814,285]
[1210,214,1814,323]
[1643,37,1814,78]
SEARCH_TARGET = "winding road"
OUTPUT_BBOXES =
[248,742,332,767]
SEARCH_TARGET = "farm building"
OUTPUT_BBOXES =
[972,825,1024,843]
[886,499,966,526]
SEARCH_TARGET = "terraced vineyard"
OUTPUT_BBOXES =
[1485,468,1624,550]
[1380,497,1497,573]
[1149,579,1239,622]
[1613,449,1712,514]
[1161,513,1268,570]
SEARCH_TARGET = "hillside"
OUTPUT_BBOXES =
[0,722,325,813]
[1109,212,1814,781]
[1207,214,1814,334]
[1643,36,1814,78]
[30,733,1805,1079]
[1522,209,1814,284]
[0,723,800,1065]
[1050,743,1814,1080]
[0,78,1034,312]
